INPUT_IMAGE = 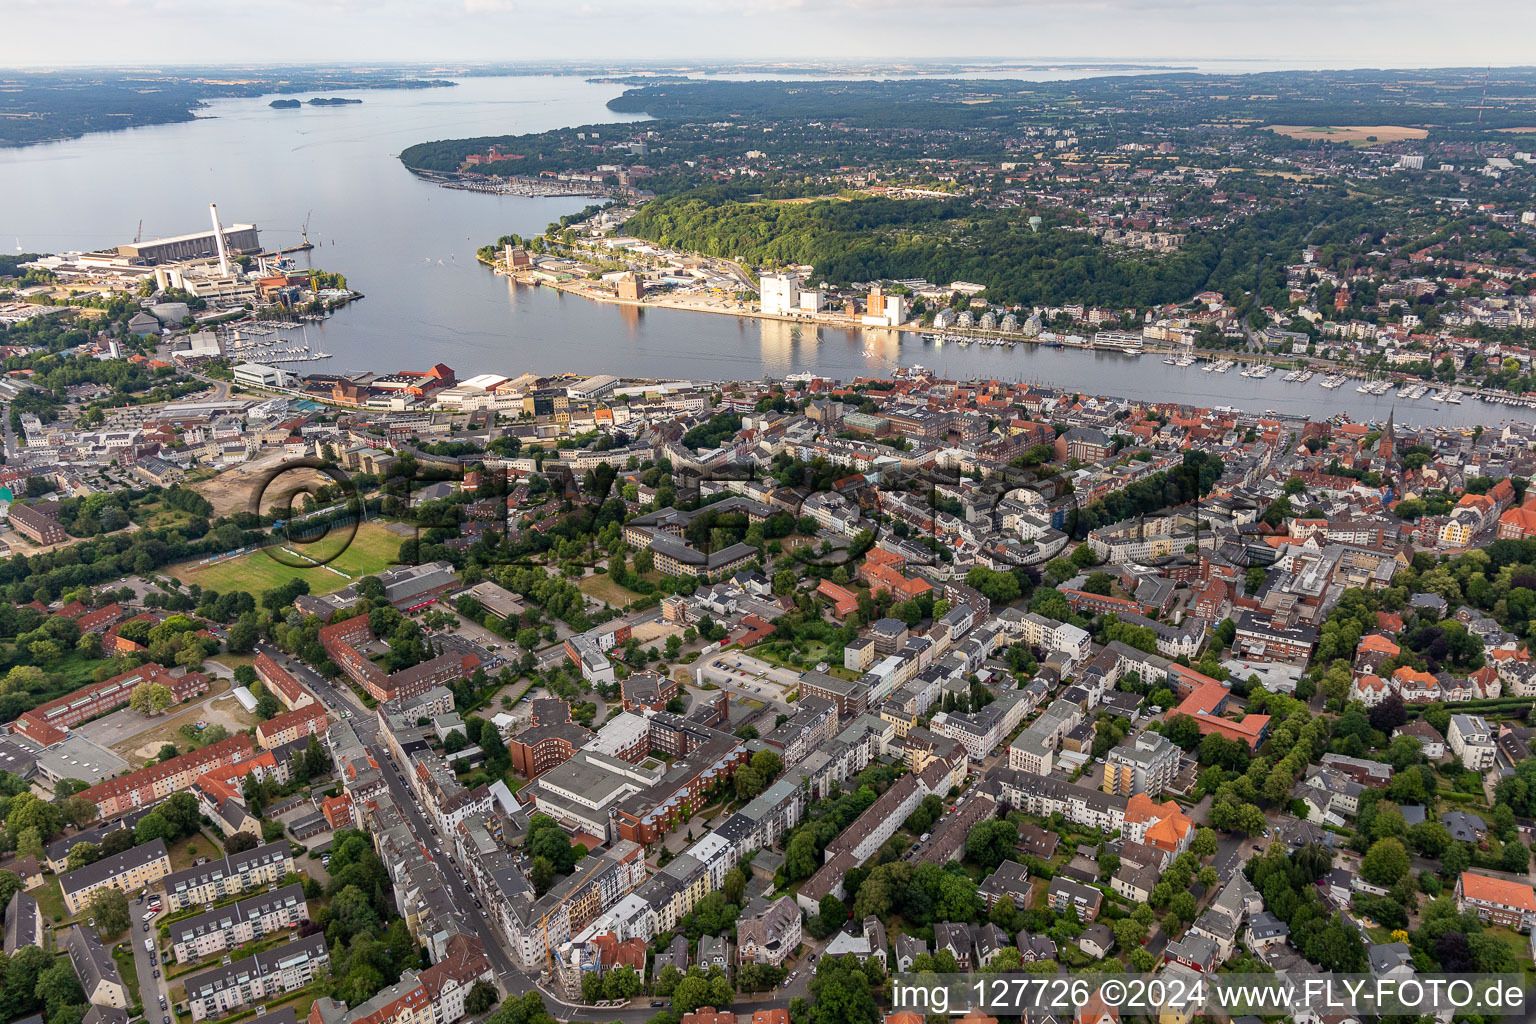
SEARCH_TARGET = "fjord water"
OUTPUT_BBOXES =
[0,74,1520,426]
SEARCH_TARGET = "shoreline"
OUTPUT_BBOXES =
[483,259,1536,408]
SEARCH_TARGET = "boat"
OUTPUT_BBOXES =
[1429,389,1447,402]
[1447,390,1463,404]
[1296,370,1314,383]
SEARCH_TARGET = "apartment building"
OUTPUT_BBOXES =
[255,653,315,711]
[1232,611,1318,663]
[162,842,295,911]
[59,839,172,915]
[3,891,42,954]
[1102,731,1181,797]
[183,933,330,1021]
[308,934,493,1024]
[507,704,593,779]
[65,924,127,1008]
[255,704,330,749]
[320,614,479,703]
[80,734,255,817]
[1448,714,1496,770]
[168,882,310,964]
[735,896,801,968]
[1457,872,1536,931]
[8,502,65,545]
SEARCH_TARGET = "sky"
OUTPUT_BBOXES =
[5,0,1536,68]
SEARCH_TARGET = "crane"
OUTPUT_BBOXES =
[134,220,142,244]
[301,210,312,247]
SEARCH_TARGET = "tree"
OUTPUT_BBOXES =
[1113,917,1146,951]
[34,959,84,1020]
[786,832,819,880]
[1169,891,1198,925]
[1361,838,1410,887]
[128,681,175,715]
[964,819,1017,871]
[59,796,95,830]
[66,842,99,872]
[88,886,130,937]
[723,867,746,905]
[530,855,555,896]
[133,812,175,845]
[6,793,62,841]
[466,981,498,1015]
[750,749,783,781]
[1191,828,1218,858]
[224,832,258,854]
[161,792,201,837]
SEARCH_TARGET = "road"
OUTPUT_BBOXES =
[130,893,170,1024]
[259,623,813,1018]
[256,644,541,998]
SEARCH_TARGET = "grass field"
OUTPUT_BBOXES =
[578,572,644,608]
[166,520,405,597]
[1266,124,1428,144]
[113,944,142,1010]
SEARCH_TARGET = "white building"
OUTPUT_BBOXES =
[233,363,287,389]
[1448,714,1496,770]
[760,274,799,316]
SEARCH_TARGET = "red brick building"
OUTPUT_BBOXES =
[255,704,330,750]
[508,700,593,779]
[11,665,209,746]
[82,735,255,817]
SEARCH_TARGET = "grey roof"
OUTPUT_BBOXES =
[162,841,290,897]
[168,883,307,947]
[58,838,170,899]
[3,891,39,954]
[182,933,329,1000]
[46,806,159,867]
[65,924,123,1001]
[1368,941,1414,973]
[1248,911,1290,941]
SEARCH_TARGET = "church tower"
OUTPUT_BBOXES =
[1379,407,1397,479]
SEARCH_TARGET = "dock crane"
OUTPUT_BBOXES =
[301,210,312,247]
[134,220,142,244]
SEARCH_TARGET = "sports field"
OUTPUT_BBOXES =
[167,520,406,596]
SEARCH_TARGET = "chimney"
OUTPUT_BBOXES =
[209,203,231,276]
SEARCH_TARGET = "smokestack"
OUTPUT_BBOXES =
[209,203,231,277]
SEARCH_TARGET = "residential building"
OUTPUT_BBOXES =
[59,839,172,915]
[1448,714,1496,770]
[1102,731,1181,796]
[168,883,310,964]
[183,933,330,1021]
[162,842,295,912]
[1456,872,1536,931]
[65,925,127,1008]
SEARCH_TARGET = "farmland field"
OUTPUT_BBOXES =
[1265,124,1429,144]
[166,520,406,597]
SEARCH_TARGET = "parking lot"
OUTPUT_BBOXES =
[691,651,801,702]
